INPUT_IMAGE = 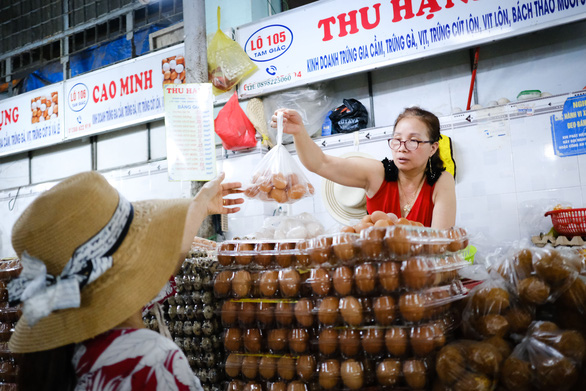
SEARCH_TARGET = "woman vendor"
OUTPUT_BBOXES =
[271,107,456,229]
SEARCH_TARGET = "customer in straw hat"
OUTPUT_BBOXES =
[8,170,243,390]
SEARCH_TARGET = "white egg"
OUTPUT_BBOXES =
[51,114,57,119]
[31,102,36,110]
[162,63,170,72]
[169,60,177,69]
[305,222,323,238]
[274,229,287,240]
[47,106,53,115]
[471,104,483,110]
[451,107,462,113]
[497,97,510,105]
[40,103,46,112]
[286,226,308,239]
[174,78,182,84]
[541,92,552,97]
[486,100,498,107]
[175,64,184,73]
[39,116,45,122]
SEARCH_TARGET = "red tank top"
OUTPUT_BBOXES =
[366,180,436,227]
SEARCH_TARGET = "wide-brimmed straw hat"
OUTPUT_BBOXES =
[321,151,375,225]
[9,171,191,353]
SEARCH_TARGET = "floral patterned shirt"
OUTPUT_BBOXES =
[73,328,203,391]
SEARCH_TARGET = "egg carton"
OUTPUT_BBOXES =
[217,240,306,269]
[218,281,466,332]
[222,355,435,390]
[212,256,469,300]
[0,259,21,281]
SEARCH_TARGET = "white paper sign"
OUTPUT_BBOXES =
[0,83,65,157]
[237,0,586,97]
[64,45,185,139]
[164,83,216,181]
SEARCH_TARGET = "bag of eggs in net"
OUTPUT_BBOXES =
[487,244,582,306]
[500,320,585,391]
[461,271,536,341]
[244,111,315,204]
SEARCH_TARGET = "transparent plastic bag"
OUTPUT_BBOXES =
[207,7,257,95]
[263,83,334,143]
[500,321,584,391]
[243,112,315,204]
[462,272,535,340]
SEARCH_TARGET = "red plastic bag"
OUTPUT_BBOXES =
[214,92,257,151]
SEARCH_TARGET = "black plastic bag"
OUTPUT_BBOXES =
[329,98,368,133]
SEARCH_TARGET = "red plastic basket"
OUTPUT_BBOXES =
[545,208,586,237]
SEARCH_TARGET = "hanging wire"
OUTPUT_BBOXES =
[8,187,21,211]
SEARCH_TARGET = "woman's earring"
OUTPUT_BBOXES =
[428,158,437,181]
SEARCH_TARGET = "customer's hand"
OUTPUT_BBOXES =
[200,172,243,215]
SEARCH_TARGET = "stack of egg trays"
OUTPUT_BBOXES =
[214,225,469,390]
[0,258,22,390]
[148,247,224,391]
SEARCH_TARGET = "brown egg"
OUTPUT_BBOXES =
[294,298,314,327]
[534,249,573,286]
[242,356,259,379]
[277,355,296,380]
[268,382,286,391]
[288,173,299,186]
[354,263,376,294]
[276,242,296,268]
[275,301,294,326]
[385,327,408,357]
[374,219,392,227]
[221,300,239,326]
[452,372,492,391]
[296,355,316,381]
[501,357,532,391]
[553,330,586,362]
[213,270,233,297]
[341,359,364,390]
[225,353,242,377]
[399,292,427,322]
[288,184,307,200]
[289,328,310,353]
[236,243,255,265]
[436,344,465,385]
[410,325,436,356]
[256,302,275,327]
[239,301,257,326]
[339,296,363,326]
[227,380,244,391]
[403,359,427,389]
[359,226,386,259]
[309,268,331,296]
[270,188,289,203]
[333,266,353,296]
[260,270,279,297]
[318,328,338,355]
[309,236,333,265]
[361,328,384,355]
[318,296,339,325]
[373,296,396,326]
[224,328,242,351]
[259,178,273,193]
[333,234,357,262]
[385,226,412,257]
[244,185,260,198]
[378,261,400,292]
[255,242,275,267]
[518,276,550,304]
[286,381,307,391]
[307,183,315,194]
[295,241,311,266]
[467,342,502,376]
[244,328,262,353]
[484,336,512,362]
[279,269,301,297]
[475,314,510,338]
[259,356,277,380]
[267,328,288,352]
[319,359,340,389]
[402,257,433,289]
[371,210,391,223]
[339,329,361,357]
[447,227,468,252]
[272,172,288,189]
[218,243,235,266]
[340,225,356,233]
[376,358,401,387]
[232,270,252,298]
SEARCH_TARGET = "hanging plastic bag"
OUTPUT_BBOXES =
[207,7,257,95]
[214,92,257,151]
[243,112,315,204]
[329,98,369,134]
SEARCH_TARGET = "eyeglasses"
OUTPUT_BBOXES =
[388,138,434,151]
